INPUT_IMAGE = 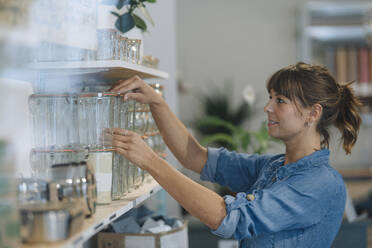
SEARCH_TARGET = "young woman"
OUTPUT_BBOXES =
[110,62,361,247]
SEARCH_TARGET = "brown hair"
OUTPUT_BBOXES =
[266,62,362,154]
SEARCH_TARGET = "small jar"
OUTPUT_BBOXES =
[117,35,128,61]
[127,39,141,64]
[87,149,114,204]
[96,29,118,60]
[77,92,120,149]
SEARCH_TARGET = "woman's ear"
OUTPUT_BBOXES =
[310,104,323,123]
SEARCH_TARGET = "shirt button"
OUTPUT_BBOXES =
[246,194,255,201]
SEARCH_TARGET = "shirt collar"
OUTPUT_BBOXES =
[274,149,330,180]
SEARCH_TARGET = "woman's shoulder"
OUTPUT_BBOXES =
[300,160,346,196]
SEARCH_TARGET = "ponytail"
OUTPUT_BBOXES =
[334,82,362,154]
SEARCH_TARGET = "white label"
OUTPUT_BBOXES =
[96,172,112,192]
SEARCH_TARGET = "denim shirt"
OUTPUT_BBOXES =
[200,148,346,248]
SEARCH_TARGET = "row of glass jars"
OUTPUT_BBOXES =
[28,93,157,149]
[29,84,166,204]
[35,29,141,64]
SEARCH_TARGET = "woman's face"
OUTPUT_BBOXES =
[264,89,308,142]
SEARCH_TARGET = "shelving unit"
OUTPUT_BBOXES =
[297,2,372,63]
[22,179,162,248]
[30,60,169,80]
[297,2,372,126]
[25,58,169,246]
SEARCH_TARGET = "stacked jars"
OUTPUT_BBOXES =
[28,84,167,205]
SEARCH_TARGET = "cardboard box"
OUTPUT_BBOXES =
[97,221,188,248]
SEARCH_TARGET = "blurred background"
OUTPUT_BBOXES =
[1,0,372,247]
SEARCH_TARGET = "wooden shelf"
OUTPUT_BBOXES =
[30,60,169,80]
[22,178,162,248]
[339,168,372,181]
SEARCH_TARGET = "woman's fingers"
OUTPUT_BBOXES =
[110,76,144,93]
[112,139,130,150]
[115,147,129,157]
[124,92,144,102]
[112,128,134,136]
[112,134,132,143]
[110,76,139,92]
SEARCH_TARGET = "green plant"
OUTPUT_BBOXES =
[194,85,279,153]
[100,0,156,33]
[198,116,278,154]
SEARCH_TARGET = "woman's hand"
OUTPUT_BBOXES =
[112,128,159,171]
[110,75,163,106]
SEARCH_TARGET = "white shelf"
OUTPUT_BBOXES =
[306,2,372,17]
[30,60,169,80]
[305,26,367,42]
[22,179,162,248]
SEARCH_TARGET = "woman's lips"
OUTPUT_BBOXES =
[268,120,279,126]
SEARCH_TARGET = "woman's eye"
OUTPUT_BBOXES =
[269,96,272,99]
[277,98,284,103]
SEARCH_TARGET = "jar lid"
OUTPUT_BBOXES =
[89,148,115,153]
[78,92,122,98]
[30,93,71,98]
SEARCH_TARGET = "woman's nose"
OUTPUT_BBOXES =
[264,101,273,113]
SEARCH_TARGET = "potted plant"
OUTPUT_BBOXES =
[100,0,156,34]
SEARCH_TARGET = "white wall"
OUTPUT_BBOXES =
[176,0,372,169]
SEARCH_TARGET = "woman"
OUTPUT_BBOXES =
[110,62,361,247]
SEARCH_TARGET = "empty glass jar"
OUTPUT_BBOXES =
[87,149,113,205]
[96,29,118,60]
[29,94,79,149]
[127,39,141,64]
[77,92,120,149]
[117,35,128,61]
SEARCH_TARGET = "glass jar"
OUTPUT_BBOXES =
[96,29,118,60]
[29,94,79,149]
[87,149,114,205]
[29,147,86,180]
[125,99,137,192]
[127,39,141,64]
[151,83,164,98]
[117,35,128,61]
[77,92,120,149]
[118,98,130,198]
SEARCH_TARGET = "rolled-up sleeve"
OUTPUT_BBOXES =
[200,147,271,192]
[211,168,342,240]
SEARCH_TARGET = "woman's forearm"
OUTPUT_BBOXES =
[150,99,207,174]
[149,155,226,229]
